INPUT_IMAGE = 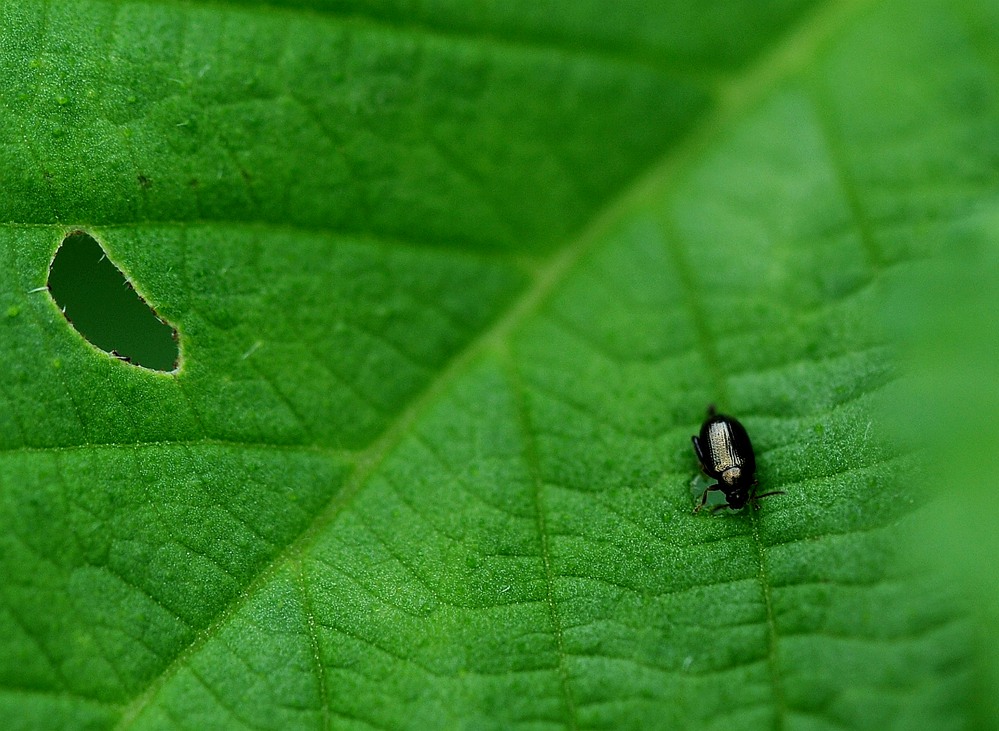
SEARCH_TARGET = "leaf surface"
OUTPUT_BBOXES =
[0,0,995,729]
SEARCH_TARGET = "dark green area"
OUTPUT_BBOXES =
[219,0,821,70]
[0,1,709,252]
[47,232,178,371]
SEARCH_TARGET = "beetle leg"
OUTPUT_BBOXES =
[707,403,717,417]
[691,435,705,466]
[694,483,722,514]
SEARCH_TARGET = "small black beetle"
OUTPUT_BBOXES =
[692,406,783,512]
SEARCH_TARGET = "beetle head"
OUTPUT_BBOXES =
[726,486,749,509]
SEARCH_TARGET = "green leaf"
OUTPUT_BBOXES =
[0,0,994,729]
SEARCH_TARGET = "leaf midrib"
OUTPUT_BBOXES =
[107,0,879,725]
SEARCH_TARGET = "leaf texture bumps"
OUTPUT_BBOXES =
[0,0,995,729]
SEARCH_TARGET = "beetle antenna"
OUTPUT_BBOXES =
[750,490,786,509]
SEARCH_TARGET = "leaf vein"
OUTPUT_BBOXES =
[502,351,580,731]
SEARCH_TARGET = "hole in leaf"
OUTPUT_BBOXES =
[48,231,179,371]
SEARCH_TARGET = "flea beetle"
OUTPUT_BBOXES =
[691,406,783,512]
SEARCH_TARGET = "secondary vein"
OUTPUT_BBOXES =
[751,512,788,730]
[503,350,579,731]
